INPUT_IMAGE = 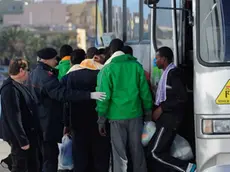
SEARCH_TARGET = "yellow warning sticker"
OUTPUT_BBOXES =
[216,80,230,104]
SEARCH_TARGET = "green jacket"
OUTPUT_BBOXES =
[56,56,71,80]
[96,54,153,120]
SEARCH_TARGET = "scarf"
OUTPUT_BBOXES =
[155,63,176,106]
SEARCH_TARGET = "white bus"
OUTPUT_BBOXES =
[96,0,230,171]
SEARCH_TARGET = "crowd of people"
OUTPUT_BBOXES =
[0,38,196,172]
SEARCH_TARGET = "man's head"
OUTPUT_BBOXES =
[109,39,124,56]
[86,47,98,59]
[37,48,58,68]
[123,45,133,56]
[104,47,111,62]
[9,58,29,82]
[156,46,173,70]
[60,44,73,59]
[94,48,106,64]
[70,49,86,66]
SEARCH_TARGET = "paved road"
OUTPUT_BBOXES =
[0,140,113,172]
[0,140,10,172]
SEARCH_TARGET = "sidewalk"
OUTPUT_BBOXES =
[0,140,10,172]
[0,140,112,172]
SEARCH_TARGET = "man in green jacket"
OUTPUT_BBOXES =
[96,39,153,172]
[56,44,73,80]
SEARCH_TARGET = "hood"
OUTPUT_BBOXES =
[61,56,71,61]
[67,64,82,74]
[110,54,137,63]
[103,51,125,66]
[79,59,103,70]
[67,59,103,74]
[57,58,70,66]
[56,56,71,70]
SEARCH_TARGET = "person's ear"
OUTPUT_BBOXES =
[19,68,26,77]
[94,55,100,62]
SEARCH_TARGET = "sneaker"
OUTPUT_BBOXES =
[186,163,196,172]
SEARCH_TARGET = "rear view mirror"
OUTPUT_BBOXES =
[144,0,160,5]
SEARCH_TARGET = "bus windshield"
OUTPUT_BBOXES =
[200,0,230,63]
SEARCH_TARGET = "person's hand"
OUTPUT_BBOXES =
[152,106,162,121]
[21,144,30,150]
[144,111,152,122]
[90,92,106,101]
[98,123,106,136]
[63,126,70,135]
[97,116,107,136]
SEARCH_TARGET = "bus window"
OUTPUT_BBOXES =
[200,0,230,63]
[155,0,173,50]
[143,0,151,40]
[126,0,140,41]
[112,0,123,40]
[96,0,104,46]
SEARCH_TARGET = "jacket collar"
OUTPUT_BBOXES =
[67,64,82,74]
[0,77,38,103]
[37,62,59,76]
[61,56,71,61]
[110,54,137,63]
[0,77,12,93]
[104,51,125,66]
[67,59,103,74]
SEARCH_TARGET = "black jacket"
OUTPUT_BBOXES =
[62,69,99,132]
[156,68,187,129]
[26,62,91,142]
[0,77,39,147]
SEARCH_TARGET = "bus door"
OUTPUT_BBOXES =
[145,0,196,156]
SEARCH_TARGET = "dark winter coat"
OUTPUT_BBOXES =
[0,77,39,147]
[156,68,187,129]
[62,68,99,132]
[26,62,91,142]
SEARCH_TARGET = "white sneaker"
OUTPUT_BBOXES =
[186,163,196,172]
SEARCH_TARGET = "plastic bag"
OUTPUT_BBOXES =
[142,121,156,146]
[170,134,194,160]
[58,135,73,170]
[142,121,194,160]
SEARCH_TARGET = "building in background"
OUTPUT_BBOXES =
[0,0,97,65]
[0,0,24,24]
[112,5,123,40]
[66,1,96,37]
[76,28,87,51]
[3,1,67,27]
[3,0,96,39]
